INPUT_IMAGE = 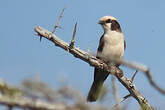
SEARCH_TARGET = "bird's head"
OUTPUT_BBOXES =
[98,16,121,33]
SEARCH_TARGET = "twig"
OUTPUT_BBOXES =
[34,26,153,110]
[0,79,22,97]
[52,7,66,33]
[111,94,131,109]
[120,94,131,103]
[145,70,165,95]
[69,22,77,48]
[131,70,138,82]
[40,36,42,42]
[34,33,43,42]
[111,76,120,110]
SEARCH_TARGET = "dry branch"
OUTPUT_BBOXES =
[69,22,77,48]
[0,79,65,110]
[52,7,66,33]
[111,76,120,110]
[131,70,138,82]
[0,79,110,110]
[34,26,154,110]
[112,94,131,110]
[39,7,65,42]
[0,95,67,110]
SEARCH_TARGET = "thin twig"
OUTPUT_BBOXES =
[145,70,165,95]
[131,70,138,82]
[34,33,43,42]
[111,76,120,110]
[120,94,131,103]
[40,36,42,42]
[69,22,77,48]
[112,94,131,109]
[52,7,66,33]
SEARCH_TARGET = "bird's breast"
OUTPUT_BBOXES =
[99,32,125,62]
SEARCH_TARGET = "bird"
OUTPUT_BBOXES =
[87,16,126,102]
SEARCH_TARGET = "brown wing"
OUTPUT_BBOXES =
[97,34,104,58]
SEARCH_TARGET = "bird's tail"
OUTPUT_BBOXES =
[87,68,109,102]
[87,80,104,102]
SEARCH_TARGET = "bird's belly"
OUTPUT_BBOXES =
[101,43,124,62]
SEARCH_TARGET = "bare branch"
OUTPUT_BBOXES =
[0,95,68,110]
[0,80,110,110]
[112,94,131,109]
[120,94,131,103]
[40,35,42,42]
[111,76,120,110]
[69,22,77,48]
[145,70,165,95]
[34,26,154,110]
[0,79,22,97]
[131,70,138,82]
[52,7,66,33]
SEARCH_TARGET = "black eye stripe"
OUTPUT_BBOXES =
[105,19,111,23]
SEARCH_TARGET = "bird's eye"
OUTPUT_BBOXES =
[106,19,111,23]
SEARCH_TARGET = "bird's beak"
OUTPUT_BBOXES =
[98,20,105,25]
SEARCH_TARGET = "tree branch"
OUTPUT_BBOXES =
[112,94,131,109]
[34,26,156,110]
[0,79,67,110]
[52,7,66,33]
[111,76,120,110]
[69,22,77,48]
[0,79,22,97]
[0,79,110,110]
[131,70,138,82]
[0,95,68,110]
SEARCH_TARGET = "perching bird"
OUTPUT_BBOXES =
[87,16,126,102]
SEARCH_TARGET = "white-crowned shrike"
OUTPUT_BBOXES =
[87,16,126,102]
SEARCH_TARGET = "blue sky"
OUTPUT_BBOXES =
[0,0,165,109]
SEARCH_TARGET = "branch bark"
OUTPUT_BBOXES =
[34,26,154,110]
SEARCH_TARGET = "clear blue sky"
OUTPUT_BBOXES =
[0,0,165,109]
